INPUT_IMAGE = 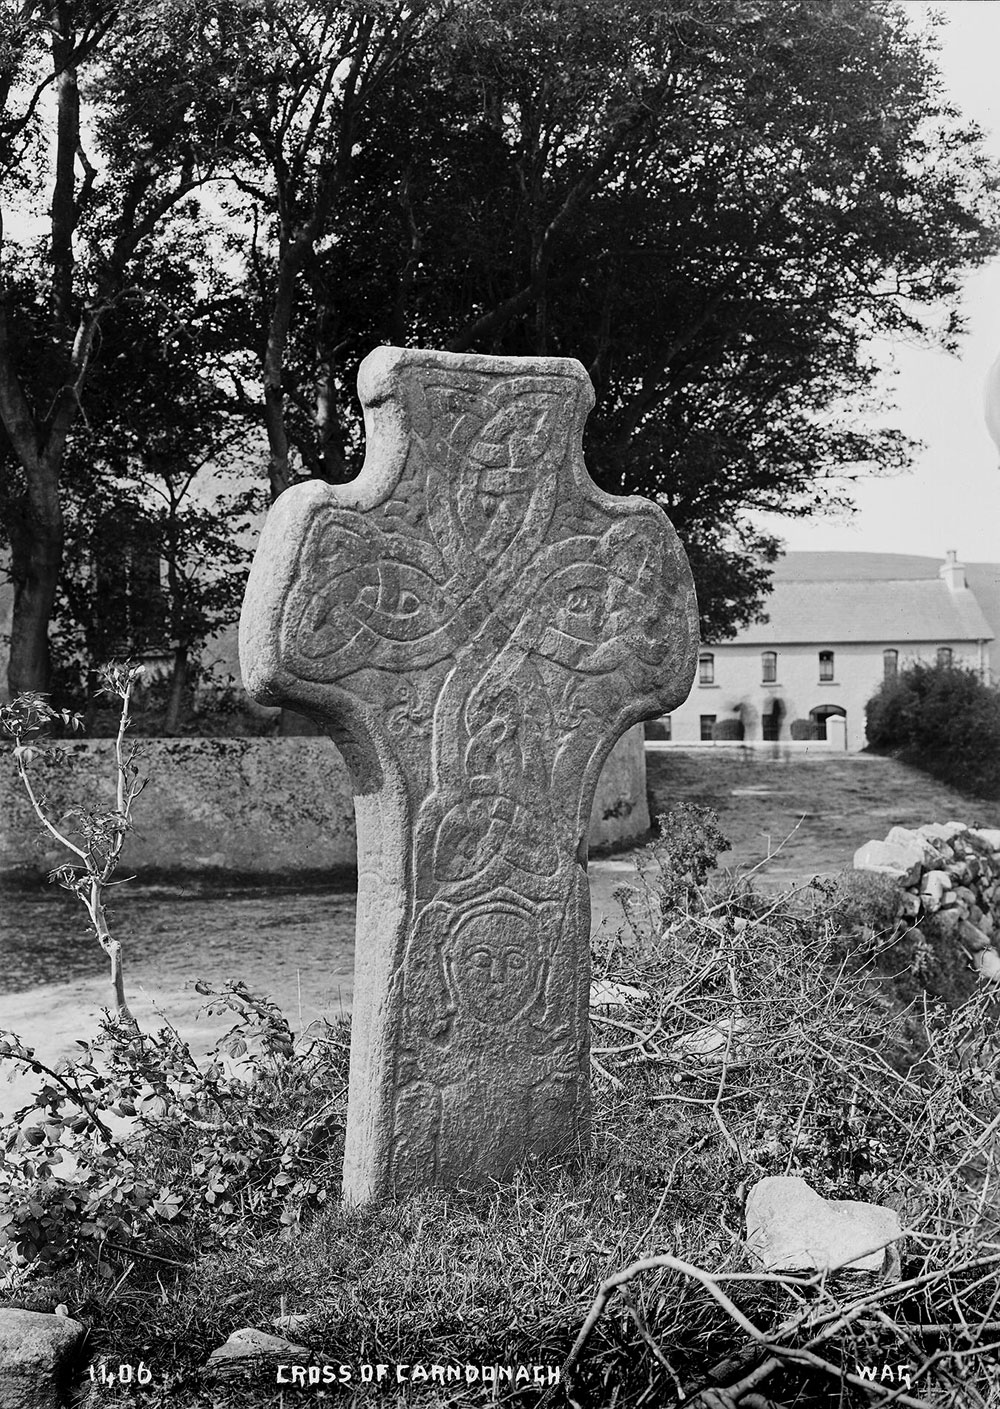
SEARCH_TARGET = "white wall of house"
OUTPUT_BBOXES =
[666,638,989,752]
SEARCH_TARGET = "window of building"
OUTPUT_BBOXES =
[761,651,777,684]
[698,652,715,685]
[819,650,834,682]
[937,646,953,668]
[645,714,672,741]
[699,714,716,741]
[883,649,898,681]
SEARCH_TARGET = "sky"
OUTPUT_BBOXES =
[755,0,1000,565]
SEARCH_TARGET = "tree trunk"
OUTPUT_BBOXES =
[6,457,63,697]
[1,7,77,700]
[90,879,134,1023]
[83,664,100,733]
[163,645,189,734]
[263,241,305,501]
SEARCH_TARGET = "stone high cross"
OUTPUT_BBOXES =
[240,347,698,1202]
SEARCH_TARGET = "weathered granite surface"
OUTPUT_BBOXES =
[241,346,698,1200]
[0,1307,85,1409]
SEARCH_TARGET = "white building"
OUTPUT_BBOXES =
[665,551,998,752]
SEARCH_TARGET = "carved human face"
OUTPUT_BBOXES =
[553,568,605,645]
[447,912,539,1023]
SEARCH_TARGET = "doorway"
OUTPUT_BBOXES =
[809,704,846,741]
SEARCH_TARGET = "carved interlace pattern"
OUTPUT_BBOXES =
[267,359,695,1192]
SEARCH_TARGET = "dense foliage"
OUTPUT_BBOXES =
[2,0,1000,698]
[0,984,347,1269]
[865,660,1000,798]
[251,0,999,642]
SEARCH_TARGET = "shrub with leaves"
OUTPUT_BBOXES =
[865,659,1000,798]
[0,982,348,1273]
[649,803,731,915]
[789,717,820,740]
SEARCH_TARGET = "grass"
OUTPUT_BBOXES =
[6,816,1000,1408]
[645,748,1000,887]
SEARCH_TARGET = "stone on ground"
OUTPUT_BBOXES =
[0,1307,86,1409]
[673,1013,747,1060]
[884,825,941,865]
[745,1176,901,1275]
[918,822,968,843]
[918,869,953,912]
[973,949,1000,980]
[203,1328,312,1380]
[853,839,923,885]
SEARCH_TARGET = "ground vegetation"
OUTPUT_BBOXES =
[3,707,1000,1404]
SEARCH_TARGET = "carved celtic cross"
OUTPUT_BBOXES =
[240,347,697,1202]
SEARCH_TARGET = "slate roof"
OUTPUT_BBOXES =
[772,551,943,582]
[733,554,996,646]
[766,553,1000,650]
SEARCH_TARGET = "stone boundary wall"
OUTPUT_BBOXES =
[854,822,1000,981]
[1,726,649,879]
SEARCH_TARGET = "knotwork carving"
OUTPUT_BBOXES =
[240,346,698,1201]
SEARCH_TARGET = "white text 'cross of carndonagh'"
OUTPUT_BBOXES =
[240,347,697,1202]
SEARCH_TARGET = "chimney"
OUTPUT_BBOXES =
[939,549,967,593]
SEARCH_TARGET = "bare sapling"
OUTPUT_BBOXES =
[0,662,146,1021]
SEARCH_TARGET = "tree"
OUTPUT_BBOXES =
[31,232,262,728]
[1,219,262,726]
[1,663,145,1018]
[5,0,1000,686]
[866,659,1000,798]
[207,0,1000,638]
[0,0,248,696]
[198,0,460,499]
[50,466,262,734]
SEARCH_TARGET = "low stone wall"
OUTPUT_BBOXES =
[1,726,649,879]
[854,822,1000,981]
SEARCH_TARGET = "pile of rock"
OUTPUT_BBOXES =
[854,822,1000,981]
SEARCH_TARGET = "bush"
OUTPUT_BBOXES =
[789,717,820,740]
[645,802,730,914]
[711,717,744,740]
[865,660,1000,797]
[0,983,349,1270]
